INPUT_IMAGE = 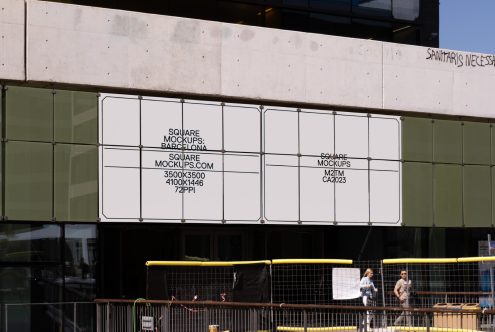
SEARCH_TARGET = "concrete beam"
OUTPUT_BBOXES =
[0,0,493,119]
[0,0,25,81]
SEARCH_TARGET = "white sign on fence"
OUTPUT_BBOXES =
[99,94,401,225]
[141,316,154,331]
[332,268,361,300]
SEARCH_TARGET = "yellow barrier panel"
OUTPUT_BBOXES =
[457,256,495,263]
[391,327,481,332]
[146,260,271,267]
[277,327,356,332]
[272,259,353,265]
[382,258,457,264]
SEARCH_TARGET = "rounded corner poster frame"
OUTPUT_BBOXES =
[99,94,402,226]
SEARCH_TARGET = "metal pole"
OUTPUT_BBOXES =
[73,302,77,332]
[105,303,110,332]
[380,260,386,328]
[489,234,494,308]
[303,310,307,332]
[4,304,7,332]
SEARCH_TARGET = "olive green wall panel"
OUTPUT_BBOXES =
[5,141,52,221]
[433,164,462,227]
[463,166,491,227]
[403,162,433,226]
[433,120,462,164]
[6,86,53,142]
[463,122,490,165]
[54,144,98,222]
[402,117,432,162]
[55,90,97,144]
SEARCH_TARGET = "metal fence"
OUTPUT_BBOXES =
[1,302,95,332]
[146,257,495,309]
[96,299,495,332]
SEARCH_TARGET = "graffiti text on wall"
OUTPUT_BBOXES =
[426,48,495,68]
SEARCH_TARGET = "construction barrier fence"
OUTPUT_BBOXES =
[95,299,495,332]
[146,257,495,309]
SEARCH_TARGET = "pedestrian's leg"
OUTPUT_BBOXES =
[362,296,369,329]
[394,303,404,326]
[403,299,411,326]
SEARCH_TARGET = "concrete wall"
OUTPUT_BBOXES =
[0,0,24,81]
[1,0,494,118]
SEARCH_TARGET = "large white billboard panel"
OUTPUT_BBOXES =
[99,94,401,225]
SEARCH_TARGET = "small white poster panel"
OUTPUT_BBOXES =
[141,316,154,331]
[332,268,361,300]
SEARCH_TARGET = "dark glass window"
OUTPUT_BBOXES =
[184,234,211,260]
[64,224,97,301]
[352,0,392,18]
[217,234,243,260]
[310,0,350,13]
[0,224,61,262]
[392,0,420,21]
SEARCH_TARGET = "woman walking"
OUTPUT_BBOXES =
[360,268,378,331]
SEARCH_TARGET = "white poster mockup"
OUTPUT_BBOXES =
[99,94,401,225]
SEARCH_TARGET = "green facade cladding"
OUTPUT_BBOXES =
[1,86,98,222]
[402,117,494,227]
[2,85,495,227]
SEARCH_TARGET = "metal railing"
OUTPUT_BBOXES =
[1,302,95,332]
[96,299,495,332]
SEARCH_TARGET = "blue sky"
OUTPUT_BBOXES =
[440,0,495,54]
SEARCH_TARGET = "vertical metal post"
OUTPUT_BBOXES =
[425,312,430,332]
[203,307,208,331]
[105,303,110,332]
[4,304,8,332]
[303,310,307,332]
[162,305,168,332]
[73,302,77,332]
[489,234,495,308]
[249,308,254,332]
[380,260,386,328]
[270,264,274,329]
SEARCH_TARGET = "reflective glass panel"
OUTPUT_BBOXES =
[6,86,53,141]
[5,141,53,221]
[217,234,242,261]
[0,224,61,262]
[0,266,62,303]
[310,0,350,12]
[352,0,392,17]
[1,267,63,331]
[392,0,419,21]
[55,90,98,144]
[184,234,211,260]
[65,224,97,300]
[54,144,98,222]
[283,0,308,8]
